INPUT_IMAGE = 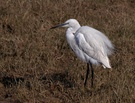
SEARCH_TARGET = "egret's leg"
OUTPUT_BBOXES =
[90,63,94,87]
[84,63,90,86]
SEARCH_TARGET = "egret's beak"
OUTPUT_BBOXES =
[50,23,68,29]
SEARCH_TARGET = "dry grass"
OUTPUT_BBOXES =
[0,0,135,103]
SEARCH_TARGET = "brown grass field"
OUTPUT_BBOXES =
[0,0,135,103]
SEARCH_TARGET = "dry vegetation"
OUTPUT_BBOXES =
[0,0,135,103]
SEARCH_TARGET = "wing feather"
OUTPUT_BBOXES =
[75,26,113,68]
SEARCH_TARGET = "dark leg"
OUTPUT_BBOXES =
[84,63,90,86]
[90,63,94,88]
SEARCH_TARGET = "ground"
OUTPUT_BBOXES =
[0,0,135,103]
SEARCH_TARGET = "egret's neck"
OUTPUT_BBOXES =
[72,24,81,33]
[66,28,75,48]
[73,23,81,33]
[66,28,74,36]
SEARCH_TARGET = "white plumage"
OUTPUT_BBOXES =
[51,19,114,87]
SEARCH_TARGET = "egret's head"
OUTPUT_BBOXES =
[51,19,80,30]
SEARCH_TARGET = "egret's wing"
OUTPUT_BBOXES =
[75,31,111,68]
[75,32,103,62]
[76,26,114,56]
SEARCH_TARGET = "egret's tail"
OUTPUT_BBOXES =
[101,56,111,69]
[102,64,111,69]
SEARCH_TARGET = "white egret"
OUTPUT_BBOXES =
[51,19,114,87]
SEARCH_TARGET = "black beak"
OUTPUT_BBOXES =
[50,23,68,29]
